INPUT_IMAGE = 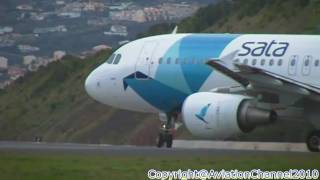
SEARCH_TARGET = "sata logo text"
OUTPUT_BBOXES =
[238,40,289,57]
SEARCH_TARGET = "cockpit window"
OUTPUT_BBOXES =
[106,54,115,64]
[113,54,122,64]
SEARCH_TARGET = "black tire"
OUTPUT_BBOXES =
[157,133,164,148]
[166,134,173,148]
[306,130,320,152]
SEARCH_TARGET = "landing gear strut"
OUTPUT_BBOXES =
[157,113,176,148]
[306,130,320,152]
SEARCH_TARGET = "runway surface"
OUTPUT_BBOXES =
[0,141,308,156]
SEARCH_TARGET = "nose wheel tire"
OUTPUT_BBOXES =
[166,134,173,148]
[157,133,164,148]
[157,133,173,148]
[156,113,177,148]
[306,130,320,152]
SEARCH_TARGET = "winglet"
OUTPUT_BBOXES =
[172,26,178,34]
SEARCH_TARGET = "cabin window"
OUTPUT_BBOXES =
[113,54,122,64]
[291,59,296,66]
[234,58,239,63]
[304,59,310,66]
[278,59,283,66]
[175,58,179,64]
[191,58,197,64]
[315,60,320,67]
[252,59,257,66]
[261,59,266,66]
[106,54,115,64]
[183,58,188,64]
[167,57,171,64]
[269,59,274,66]
[243,59,248,65]
[159,58,163,64]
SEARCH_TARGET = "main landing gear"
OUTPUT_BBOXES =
[157,113,177,148]
[306,130,320,152]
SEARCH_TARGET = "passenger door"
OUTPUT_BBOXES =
[302,55,312,76]
[288,55,298,76]
[135,41,157,79]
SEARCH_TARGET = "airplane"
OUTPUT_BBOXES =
[85,30,320,152]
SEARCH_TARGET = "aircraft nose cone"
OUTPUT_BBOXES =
[85,72,97,100]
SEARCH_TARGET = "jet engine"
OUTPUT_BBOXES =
[181,92,277,139]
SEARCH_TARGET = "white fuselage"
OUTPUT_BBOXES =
[85,34,320,114]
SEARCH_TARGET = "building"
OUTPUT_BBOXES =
[56,0,65,5]
[144,7,166,21]
[0,56,8,70]
[60,2,106,12]
[33,25,67,34]
[23,55,37,66]
[93,45,112,52]
[27,61,39,72]
[108,2,132,10]
[0,80,13,89]
[161,3,199,20]
[110,10,146,23]
[8,66,27,80]
[132,10,147,22]
[87,18,109,26]
[0,27,13,35]
[26,57,50,72]
[53,51,66,61]
[104,25,128,36]
[58,12,81,18]
[18,45,40,53]
[16,4,33,11]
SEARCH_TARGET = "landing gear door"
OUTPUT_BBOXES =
[288,55,298,76]
[135,41,157,79]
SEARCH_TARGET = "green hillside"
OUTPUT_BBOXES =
[142,0,320,35]
[203,0,320,34]
[0,52,165,145]
[0,0,319,144]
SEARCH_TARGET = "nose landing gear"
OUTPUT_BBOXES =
[156,113,177,148]
[306,130,320,152]
[157,124,174,148]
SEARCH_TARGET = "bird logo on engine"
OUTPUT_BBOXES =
[195,103,211,124]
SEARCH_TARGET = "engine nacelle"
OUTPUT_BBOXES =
[181,92,277,139]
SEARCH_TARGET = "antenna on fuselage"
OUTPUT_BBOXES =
[171,26,178,34]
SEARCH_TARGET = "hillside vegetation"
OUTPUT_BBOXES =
[0,52,165,144]
[143,0,320,35]
[0,0,319,144]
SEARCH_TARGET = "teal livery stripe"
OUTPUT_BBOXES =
[124,74,188,112]
[128,34,240,112]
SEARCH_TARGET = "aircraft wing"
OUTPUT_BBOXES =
[206,53,320,101]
